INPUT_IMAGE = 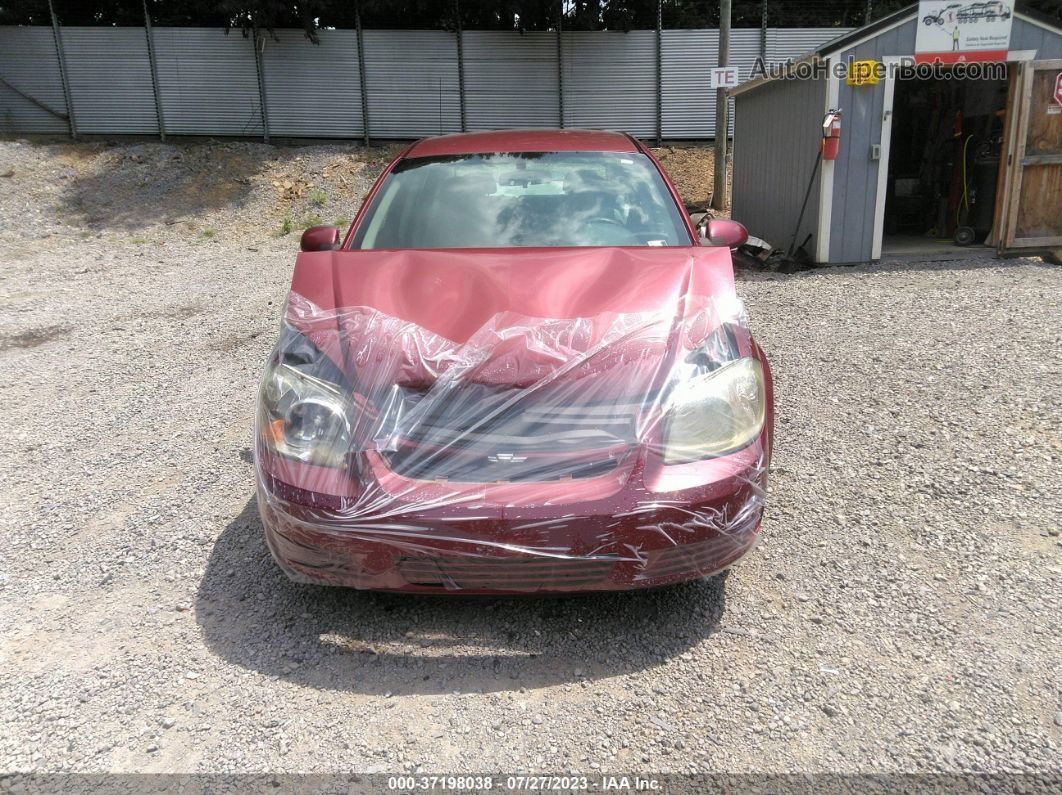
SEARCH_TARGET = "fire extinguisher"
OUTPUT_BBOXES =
[788,108,843,257]
[822,109,842,161]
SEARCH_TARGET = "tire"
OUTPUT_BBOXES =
[954,226,976,246]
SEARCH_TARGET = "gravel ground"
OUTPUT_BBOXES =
[0,137,1059,777]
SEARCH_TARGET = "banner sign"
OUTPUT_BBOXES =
[914,1,1014,63]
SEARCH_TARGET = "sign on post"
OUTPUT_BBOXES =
[914,1,1014,63]
[710,66,739,89]
[1051,72,1062,115]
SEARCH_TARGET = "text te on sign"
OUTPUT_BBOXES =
[710,67,740,89]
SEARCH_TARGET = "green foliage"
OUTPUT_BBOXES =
[310,189,328,206]
[302,213,323,228]
[8,1,1059,35]
[277,217,293,236]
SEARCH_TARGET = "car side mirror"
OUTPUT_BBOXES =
[700,219,749,248]
[300,225,340,252]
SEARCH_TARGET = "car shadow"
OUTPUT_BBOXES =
[195,496,729,695]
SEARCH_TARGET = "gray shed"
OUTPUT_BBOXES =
[730,3,1062,264]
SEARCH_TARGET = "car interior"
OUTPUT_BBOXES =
[353,152,690,249]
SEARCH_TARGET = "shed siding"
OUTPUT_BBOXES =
[827,20,914,263]
[1012,14,1062,57]
[732,75,826,252]
[828,14,1062,264]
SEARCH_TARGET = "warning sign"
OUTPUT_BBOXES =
[914,1,1013,64]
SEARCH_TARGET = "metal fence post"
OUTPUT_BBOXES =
[712,0,731,211]
[556,2,564,129]
[454,0,467,132]
[655,0,662,146]
[252,25,270,143]
[142,0,166,140]
[47,0,76,140]
[356,3,371,146]
[760,0,768,62]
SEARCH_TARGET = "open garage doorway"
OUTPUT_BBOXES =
[880,69,1009,257]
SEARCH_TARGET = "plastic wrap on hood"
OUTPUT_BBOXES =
[254,246,773,593]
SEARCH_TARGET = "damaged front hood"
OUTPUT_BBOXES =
[288,246,741,388]
[256,245,770,587]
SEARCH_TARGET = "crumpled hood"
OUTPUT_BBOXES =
[262,244,767,501]
[288,246,741,388]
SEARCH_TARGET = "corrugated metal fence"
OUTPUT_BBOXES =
[0,25,849,140]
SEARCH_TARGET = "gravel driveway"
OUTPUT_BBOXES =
[0,138,1059,778]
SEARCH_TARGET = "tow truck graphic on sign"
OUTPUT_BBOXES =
[922,2,1012,26]
[914,1,1014,62]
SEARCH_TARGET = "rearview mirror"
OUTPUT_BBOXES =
[300,225,340,252]
[700,219,749,248]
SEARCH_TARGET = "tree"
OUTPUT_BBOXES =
[3,0,1059,33]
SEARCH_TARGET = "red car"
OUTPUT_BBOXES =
[255,129,773,594]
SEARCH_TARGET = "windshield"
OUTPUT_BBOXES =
[351,151,690,249]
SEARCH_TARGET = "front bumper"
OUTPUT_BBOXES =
[257,444,767,594]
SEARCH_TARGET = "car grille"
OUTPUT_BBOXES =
[373,382,644,482]
[644,541,734,578]
[396,555,616,590]
[640,515,761,580]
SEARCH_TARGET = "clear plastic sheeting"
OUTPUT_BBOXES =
[254,246,772,593]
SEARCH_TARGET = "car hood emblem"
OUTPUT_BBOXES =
[487,452,528,463]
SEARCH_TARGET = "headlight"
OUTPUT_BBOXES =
[662,357,765,464]
[259,361,352,468]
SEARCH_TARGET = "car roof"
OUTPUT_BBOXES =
[404,129,641,158]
